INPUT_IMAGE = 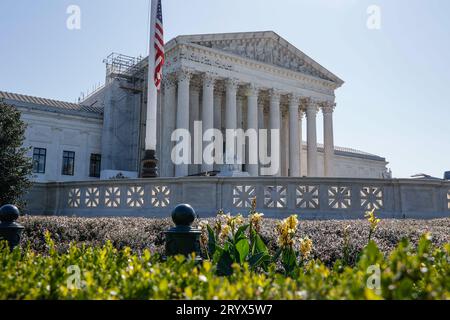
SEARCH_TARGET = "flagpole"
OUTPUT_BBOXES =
[141,0,159,178]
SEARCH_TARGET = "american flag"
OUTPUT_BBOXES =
[153,0,164,90]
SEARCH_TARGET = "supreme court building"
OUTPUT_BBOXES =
[2,31,391,183]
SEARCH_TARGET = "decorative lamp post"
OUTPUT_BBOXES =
[0,205,24,250]
[165,204,202,261]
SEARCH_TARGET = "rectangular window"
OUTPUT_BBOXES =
[89,154,101,178]
[62,151,75,176]
[32,148,46,174]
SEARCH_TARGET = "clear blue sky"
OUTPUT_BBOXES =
[1,0,449,178]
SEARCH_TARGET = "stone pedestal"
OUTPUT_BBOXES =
[141,150,158,178]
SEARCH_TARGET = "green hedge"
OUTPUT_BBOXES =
[1,233,449,300]
[18,216,450,266]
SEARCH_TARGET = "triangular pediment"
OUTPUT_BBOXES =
[171,31,343,85]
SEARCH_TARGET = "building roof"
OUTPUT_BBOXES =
[303,143,386,162]
[334,146,386,162]
[166,30,344,87]
[0,91,103,118]
[411,173,442,181]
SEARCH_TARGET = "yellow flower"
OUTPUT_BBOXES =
[198,220,209,248]
[214,210,227,235]
[249,212,264,233]
[220,225,232,241]
[276,215,299,248]
[224,213,233,225]
[286,215,299,232]
[213,219,222,236]
[277,230,294,248]
[299,236,313,260]
[198,220,209,230]
[365,209,381,242]
[231,214,245,228]
[220,213,244,231]
[365,209,381,230]
[250,212,264,222]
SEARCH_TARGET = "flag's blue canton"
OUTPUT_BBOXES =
[157,0,163,23]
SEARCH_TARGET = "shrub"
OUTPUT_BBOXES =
[18,215,450,266]
[1,233,448,300]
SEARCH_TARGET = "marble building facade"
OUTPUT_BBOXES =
[1,31,391,183]
[155,31,390,179]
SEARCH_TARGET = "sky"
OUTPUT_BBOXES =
[0,0,449,178]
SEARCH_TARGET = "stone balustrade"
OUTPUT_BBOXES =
[24,178,450,219]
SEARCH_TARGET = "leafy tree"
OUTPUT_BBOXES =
[0,99,33,208]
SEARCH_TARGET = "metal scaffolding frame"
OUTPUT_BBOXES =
[103,52,147,81]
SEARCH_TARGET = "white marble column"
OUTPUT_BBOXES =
[288,95,301,177]
[225,79,238,166]
[189,86,200,175]
[202,73,215,173]
[214,92,223,131]
[258,99,266,176]
[322,101,336,177]
[175,70,191,177]
[298,108,305,176]
[306,99,319,177]
[237,96,245,170]
[213,91,223,172]
[258,99,265,131]
[246,85,259,176]
[269,90,281,177]
[161,76,177,177]
[281,110,289,176]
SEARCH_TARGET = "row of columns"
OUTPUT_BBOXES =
[161,69,336,178]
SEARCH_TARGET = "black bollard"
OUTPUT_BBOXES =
[0,205,25,250]
[165,204,202,261]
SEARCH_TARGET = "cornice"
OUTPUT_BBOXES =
[165,31,344,86]
[165,42,340,95]
[15,104,103,121]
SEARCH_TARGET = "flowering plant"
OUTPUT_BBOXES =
[200,198,315,276]
[203,199,271,275]
[365,209,381,242]
[273,215,313,275]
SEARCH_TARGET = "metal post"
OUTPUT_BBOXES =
[0,205,24,250]
[165,204,202,261]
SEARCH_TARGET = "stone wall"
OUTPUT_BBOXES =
[23,178,450,219]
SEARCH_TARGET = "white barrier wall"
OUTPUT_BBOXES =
[24,178,450,219]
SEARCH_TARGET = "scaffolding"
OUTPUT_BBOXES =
[103,53,147,81]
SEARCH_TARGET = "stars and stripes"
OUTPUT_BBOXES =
[153,0,164,90]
